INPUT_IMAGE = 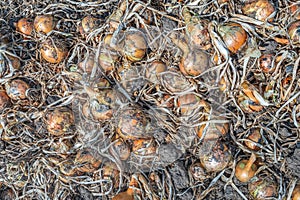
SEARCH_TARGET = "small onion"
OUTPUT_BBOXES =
[108,1,127,31]
[182,7,210,49]
[117,66,147,97]
[98,50,118,73]
[16,18,33,36]
[40,39,68,63]
[45,107,74,136]
[242,0,275,22]
[199,140,232,172]
[34,15,55,34]
[116,106,152,140]
[218,22,247,54]
[179,48,210,76]
[123,30,147,62]
[160,69,192,94]
[177,93,208,116]
[170,33,210,76]
[145,60,167,84]
[5,79,29,100]
[248,177,277,200]
[75,149,101,173]
[235,153,257,182]
[259,54,275,73]
[238,81,264,113]
[79,16,98,36]
[85,88,115,121]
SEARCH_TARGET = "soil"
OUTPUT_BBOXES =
[0,0,299,200]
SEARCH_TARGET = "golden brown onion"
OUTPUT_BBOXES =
[218,22,247,54]
[242,0,275,22]
[145,60,167,84]
[179,48,210,76]
[34,15,55,34]
[170,32,210,76]
[5,79,29,100]
[123,30,147,62]
[79,16,98,36]
[40,39,68,63]
[248,177,277,200]
[16,18,33,36]
[199,140,232,172]
[75,149,101,173]
[98,50,118,73]
[235,153,257,182]
[45,107,74,136]
[84,88,115,121]
[116,107,152,140]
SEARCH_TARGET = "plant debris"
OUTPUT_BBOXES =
[0,0,299,199]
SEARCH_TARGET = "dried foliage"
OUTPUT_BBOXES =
[0,0,299,199]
